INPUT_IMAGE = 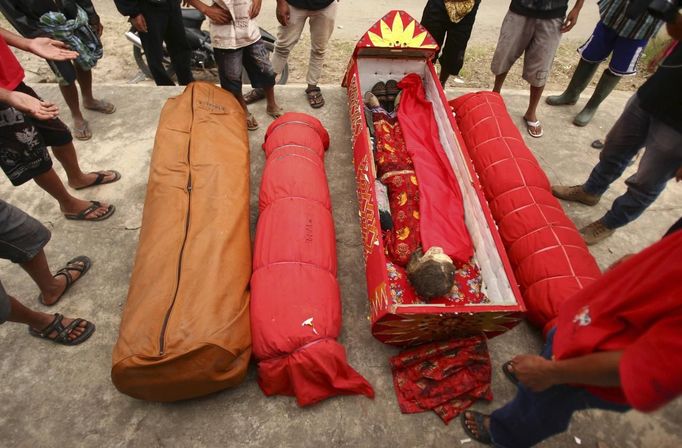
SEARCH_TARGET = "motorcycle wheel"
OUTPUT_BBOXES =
[133,45,175,81]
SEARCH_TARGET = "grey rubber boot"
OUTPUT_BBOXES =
[573,70,621,126]
[546,59,599,106]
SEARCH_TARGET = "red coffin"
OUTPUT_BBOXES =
[250,113,374,406]
[450,92,602,333]
[343,11,525,346]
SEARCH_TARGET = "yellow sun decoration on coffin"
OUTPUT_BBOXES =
[368,14,438,49]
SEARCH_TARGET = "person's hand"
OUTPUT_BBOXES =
[205,3,232,24]
[507,355,557,392]
[7,91,59,120]
[27,37,78,61]
[276,0,290,26]
[250,0,262,18]
[676,166,682,182]
[561,7,580,33]
[131,14,148,33]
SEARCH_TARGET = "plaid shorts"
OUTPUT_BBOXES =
[0,83,72,186]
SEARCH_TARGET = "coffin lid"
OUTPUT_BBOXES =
[342,10,438,86]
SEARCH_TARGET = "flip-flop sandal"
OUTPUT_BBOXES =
[591,139,605,149]
[38,256,92,306]
[74,170,121,190]
[84,99,116,114]
[267,106,284,119]
[244,88,266,105]
[247,113,259,131]
[502,360,519,385]
[461,411,493,445]
[305,86,325,109]
[64,201,115,222]
[29,313,95,346]
[524,118,544,138]
[73,121,92,141]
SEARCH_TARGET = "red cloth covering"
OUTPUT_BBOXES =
[0,35,24,90]
[397,73,473,263]
[391,336,492,424]
[553,231,682,412]
[450,92,601,333]
[372,112,421,266]
[251,112,374,406]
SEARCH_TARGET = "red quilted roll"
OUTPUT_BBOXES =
[450,92,601,332]
[251,112,374,406]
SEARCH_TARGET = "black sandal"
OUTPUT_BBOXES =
[502,360,519,385]
[29,313,95,346]
[38,256,92,306]
[244,88,266,105]
[305,86,325,109]
[74,170,121,190]
[64,201,115,221]
[461,411,493,445]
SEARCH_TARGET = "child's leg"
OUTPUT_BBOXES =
[214,47,257,129]
[243,40,280,116]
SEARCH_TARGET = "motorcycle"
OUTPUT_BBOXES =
[125,8,289,84]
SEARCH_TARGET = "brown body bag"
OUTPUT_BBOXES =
[111,82,252,401]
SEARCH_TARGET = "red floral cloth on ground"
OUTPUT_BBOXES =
[372,111,421,266]
[390,336,492,424]
[397,73,473,263]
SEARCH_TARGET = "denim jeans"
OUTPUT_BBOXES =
[489,329,630,448]
[583,93,682,229]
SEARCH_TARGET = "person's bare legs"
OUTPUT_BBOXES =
[7,294,87,341]
[75,65,113,112]
[524,84,544,123]
[32,168,111,219]
[264,86,281,115]
[493,72,508,93]
[51,142,116,189]
[58,82,88,136]
[19,250,87,306]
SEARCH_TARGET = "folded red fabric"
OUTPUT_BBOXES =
[390,336,492,423]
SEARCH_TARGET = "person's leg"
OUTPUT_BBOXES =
[521,17,563,136]
[305,1,337,106]
[243,40,280,115]
[58,81,87,133]
[5,293,90,342]
[583,94,650,196]
[600,116,682,229]
[491,11,533,93]
[74,65,115,113]
[573,33,647,126]
[439,0,481,85]
[139,6,175,86]
[215,47,256,129]
[164,2,194,85]
[420,0,449,85]
[51,142,117,189]
[271,5,308,77]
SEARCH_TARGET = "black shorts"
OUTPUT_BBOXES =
[215,39,276,97]
[0,83,72,186]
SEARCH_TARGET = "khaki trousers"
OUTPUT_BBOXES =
[271,1,338,86]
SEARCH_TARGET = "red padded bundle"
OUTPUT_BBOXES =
[450,92,601,332]
[251,112,375,406]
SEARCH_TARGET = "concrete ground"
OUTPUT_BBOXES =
[0,83,680,448]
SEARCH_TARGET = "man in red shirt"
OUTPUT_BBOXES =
[461,227,682,446]
[0,26,118,221]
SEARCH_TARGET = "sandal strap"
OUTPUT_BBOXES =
[74,201,101,219]
[91,172,106,186]
[306,86,321,94]
[54,318,82,343]
[37,313,65,338]
[54,259,86,289]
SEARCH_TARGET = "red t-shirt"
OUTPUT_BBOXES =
[553,230,682,412]
[0,35,25,91]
